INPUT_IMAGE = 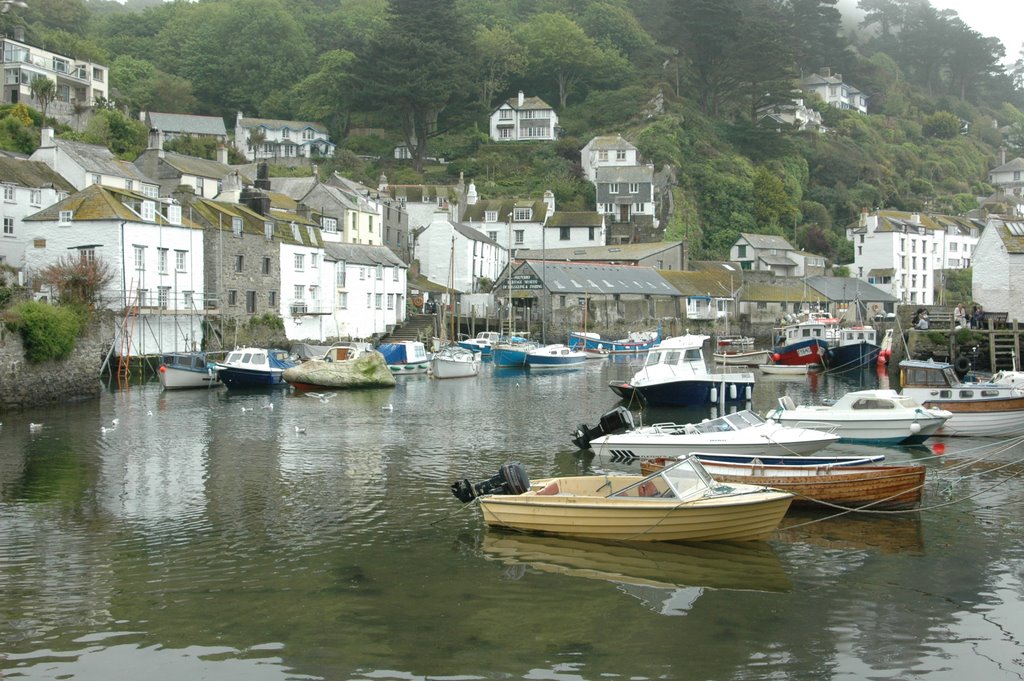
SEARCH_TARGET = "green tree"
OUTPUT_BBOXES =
[472,25,527,110]
[352,0,472,172]
[291,50,356,140]
[752,166,798,232]
[29,76,56,124]
[577,3,657,60]
[922,111,961,138]
[75,109,147,158]
[514,13,629,109]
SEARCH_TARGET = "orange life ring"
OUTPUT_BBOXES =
[412,295,424,308]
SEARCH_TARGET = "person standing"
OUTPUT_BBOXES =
[954,303,967,328]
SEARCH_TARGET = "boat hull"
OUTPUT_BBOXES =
[567,332,658,355]
[218,367,288,389]
[759,364,818,374]
[492,346,530,368]
[159,353,223,390]
[387,361,430,375]
[714,350,772,366]
[772,414,946,444]
[590,434,836,461]
[920,397,1024,436]
[829,342,880,370]
[772,339,828,366]
[431,356,480,379]
[642,459,925,510]
[479,485,793,542]
[633,377,755,406]
[526,345,587,370]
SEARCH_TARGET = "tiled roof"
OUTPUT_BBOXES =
[845,210,981,234]
[742,279,820,303]
[516,260,679,296]
[24,184,200,227]
[804,276,898,302]
[238,116,328,135]
[737,232,794,250]
[595,165,654,183]
[189,198,318,246]
[54,138,154,183]
[544,211,603,227]
[500,95,553,111]
[462,199,549,223]
[991,157,1024,173]
[992,220,1024,254]
[586,135,636,151]
[0,157,75,192]
[323,242,406,267]
[454,222,501,245]
[134,149,237,181]
[146,112,227,137]
[658,268,737,297]
[386,184,461,202]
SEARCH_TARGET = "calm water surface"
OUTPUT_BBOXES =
[2,358,1024,680]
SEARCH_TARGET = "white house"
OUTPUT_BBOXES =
[324,243,407,340]
[22,184,207,355]
[846,210,981,305]
[730,233,799,275]
[972,217,1024,321]
[581,135,639,183]
[233,112,335,162]
[0,156,75,267]
[460,191,552,252]
[134,130,237,199]
[801,68,868,114]
[757,99,824,131]
[418,212,507,294]
[143,111,229,146]
[489,91,559,142]
[988,157,1024,198]
[31,128,159,196]
[594,165,656,225]
[279,219,331,342]
[1,29,109,120]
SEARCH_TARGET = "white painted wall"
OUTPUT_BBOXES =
[329,258,407,339]
[0,183,68,267]
[972,225,1015,319]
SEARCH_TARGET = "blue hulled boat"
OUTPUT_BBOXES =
[216,347,296,388]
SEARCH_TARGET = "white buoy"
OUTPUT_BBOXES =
[710,386,718,403]
[910,422,921,434]
[729,384,737,400]
[745,386,752,400]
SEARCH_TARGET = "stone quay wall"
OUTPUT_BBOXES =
[0,315,111,411]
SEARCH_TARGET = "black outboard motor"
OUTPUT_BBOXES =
[451,461,530,503]
[571,406,635,450]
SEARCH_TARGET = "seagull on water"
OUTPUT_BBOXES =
[382,403,393,412]
[261,403,274,411]
[306,392,335,403]
[147,410,153,417]
[29,422,42,431]
[241,406,253,413]
[111,418,119,427]
[295,425,307,434]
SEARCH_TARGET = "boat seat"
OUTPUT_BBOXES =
[536,482,560,496]
[638,481,659,497]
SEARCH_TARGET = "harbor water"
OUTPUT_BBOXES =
[2,357,1024,680]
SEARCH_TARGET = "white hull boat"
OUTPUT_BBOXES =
[714,349,772,366]
[431,345,480,379]
[759,364,819,375]
[572,407,841,463]
[768,390,951,444]
[900,360,1024,436]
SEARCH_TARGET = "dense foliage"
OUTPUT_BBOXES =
[1,0,1023,262]
[4,300,83,363]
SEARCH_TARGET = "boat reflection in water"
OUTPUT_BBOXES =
[776,510,925,555]
[481,531,791,615]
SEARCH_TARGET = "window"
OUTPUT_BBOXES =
[338,292,347,309]
[499,109,513,120]
[588,227,595,241]
[629,183,640,194]
[737,244,747,258]
[633,203,643,213]
[560,227,570,241]
[268,291,277,307]
[499,128,512,139]
[302,128,315,141]
[387,293,394,310]
[616,150,627,161]
[336,261,346,287]
[91,174,101,186]
[57,209,71,224]
[294,285,304,301]
[488,231,498,242]
[376,264,383,280]
[264,222,274,241]
[359,267,365,280]
[322,217,337,233]
[306,225,315,242]
[368,216,374,233]
[137,288,148,306]
[366,292,372,308]
[183,291,193,308]
[292,222,301,240]
[175,250,187,272]
[309,285,319,303]
[234,254,244,273]
[141,200,155,221]
[513,207,532,221]
[375,293,383,309]
[30,189,40,205]
[485,211,498,223]
[262,256,271,275]
[195,177,204,193]
[157,286,170,309]
[393,266,399,281]
[2,184,13,201]
[3,217,12,235]
[246,291,257,314]
[125,180,133,192]
[514,229,524,244]
[228,289,238,306]
[158,248,168,274]
[311,253,318,269]
[294,253,305,271]
[134,245,145,271]
[598,150,608,161]
[78,247,94,263]
[608,183,619,193]
[232,217,243,237]
[143,185,159,199]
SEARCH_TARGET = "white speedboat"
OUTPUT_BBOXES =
[768,389,951,444]
[899,360,1024,436]
[159,351,223,390]
[572,406,842,463]
[431,344,480,379]
[608,334,755,407]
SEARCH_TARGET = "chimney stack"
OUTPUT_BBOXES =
[255,162,270,191]
[518,90,524,106]
[148,128,163,156]
[40,127,54,148]
[217,144,228,165]
[13,26,24,42]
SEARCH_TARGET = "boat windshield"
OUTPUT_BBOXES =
[609,456,715,502]
[723,411,764,430]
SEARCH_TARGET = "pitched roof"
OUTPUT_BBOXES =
[990,219,1024,254]
[0,157,75,192]
[845,210,981,234]
[741,279,820,303]
[516,241,682,262]
[804,276,898,302]
[188,197,318,246]
[499,94,553,111]
[595,165,654,183]
[991,157,1024,173]
[757,253,798,267]
[545,211,603,227]
[462,199,549,223]
[658,268,737,297]
[323,242,406,267]
[516,260,679,296]
[146,112,227,137]
[737,232,794,250]
[586,135,636,151]
[238,116,328,135]
[385,184,461,203]
[454,222,501,246]
[134,149,237,182]
[24,184,200,227]
[53,138,154,184]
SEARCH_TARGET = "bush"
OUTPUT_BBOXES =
[4,301,83,363]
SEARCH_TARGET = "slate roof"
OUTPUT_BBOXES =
[990,220,1024,254]
[845,210,981,234]
[323,242,406,267]
[454,223,501,246]
[146,112,227,137]
[516,241,682,262]
[737,232,794,250]
[462,199,550,223]
[385,184,461,203]
[515,261,680,296]
[659,268,737,297]
[188,197,319,246]
[0,157,75,192]
[804,276,898,303]
[990,157,1024,173]
[134,149,239,183]
[498,95,553,111]
[545,211,604,227]
[742,279,820,303]
[758,253,798,267]
[586,135,636,151]
[24,184,200,228]
[238,116,329,135]
[595,165,654,183]
[53,138,154,184]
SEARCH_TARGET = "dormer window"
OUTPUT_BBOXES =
[58,210,73,225]
[141,200,155,222]
[264,221,274,241]
[282,128,290,139]
[513,207,532,221]
[485,211,498,223]
[322,217,337,233]
[291,222,300,241]
[306,225,315,242]
[302,129,315,141]
[167,204,181,225]
[232,216,242,237]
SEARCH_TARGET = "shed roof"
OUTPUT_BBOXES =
[512,260,679,296]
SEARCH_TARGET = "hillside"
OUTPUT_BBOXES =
[1,0,1022,265]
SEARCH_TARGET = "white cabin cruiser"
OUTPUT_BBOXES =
[899,360,1024,436]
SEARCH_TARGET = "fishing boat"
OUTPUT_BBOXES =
[640,457,926,510]
[525,343,587,370]
[451,456,793,542]
[827,326,881,370]
[158,351,223,390]
[431,344,480,379]
[377,340,429,375]
[899,359,1024,436]
[283,344,396,390]
[571,406,840,461]
[491,336,538,368]
[768,389,951,444]
[771,320,831,367]
[567,329,660,355]
[608,334,755,407]
[216,347,296,389]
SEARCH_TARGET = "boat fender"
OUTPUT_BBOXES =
[710,387,718,403]
[910,422,921,434]
[729,384,737,400]
[954,356,971,377]
[744,386,752,400]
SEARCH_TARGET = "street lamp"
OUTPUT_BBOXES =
[1,1,28,13]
